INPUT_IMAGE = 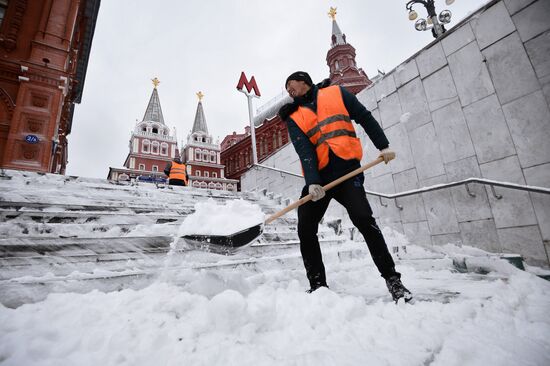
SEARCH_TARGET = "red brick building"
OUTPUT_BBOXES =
[108,80,178,183]
[0,0,100,174]
[182,93,238,191]
[221,9,371,187]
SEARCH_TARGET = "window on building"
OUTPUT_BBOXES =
[278,130,283,146]
[215,183,222,190]
[335,60,340,70]
[152,127,158,134]
[151,142,159,154]
[259,139,263,156]
[202,152,209,161]
[160,143,168,156]
[152,165,158,172]
[210,152,216,163]
[195,149,201,161]
[139,164,145,170]
[212,172,217,178]
[142,140,150,153]
[193,181,200,188]
[200,182,207,189]
[204,172,209,177]
[273,134,277,149]
[196,171,201,176]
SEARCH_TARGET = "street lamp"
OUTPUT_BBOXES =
[406,0,455,38]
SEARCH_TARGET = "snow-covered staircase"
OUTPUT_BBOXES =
[0,170,343,285]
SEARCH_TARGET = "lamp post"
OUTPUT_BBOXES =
[406,0,455,39]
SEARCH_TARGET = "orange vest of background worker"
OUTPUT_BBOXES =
[163,158,188,186]
[290,85,363,170]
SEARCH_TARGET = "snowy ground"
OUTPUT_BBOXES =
[1,172,550,365]
[1,242,550,366]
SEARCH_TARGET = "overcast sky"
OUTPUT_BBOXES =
[66,0,490,179]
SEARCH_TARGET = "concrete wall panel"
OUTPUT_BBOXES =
[394,60,419,88]
[409,123,445,180]
[397,77,432,132]
[524,163,550,241]
[497,226,547,265]
[480,156,538,228]
[448,42,495,107]
[471,1,516,49]
[512,0,550,42]
[483,32,540,104]
[432,101,476,164]
[416,42,447,78]
[524,31,550,85]
[423,67,459,111]
[463,94,516,164]
[502,91,550,168]
[460,219,501,252]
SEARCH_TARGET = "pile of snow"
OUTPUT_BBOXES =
[178,199,265,236]
[1,251,550,366]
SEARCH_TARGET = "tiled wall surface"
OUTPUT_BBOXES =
[242,0,550,266]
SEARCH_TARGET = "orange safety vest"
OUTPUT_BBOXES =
[169,162,188,185]
[290,86,362,170]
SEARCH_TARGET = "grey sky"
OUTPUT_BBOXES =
[66,0,489,179]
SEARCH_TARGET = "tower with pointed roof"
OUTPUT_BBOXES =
[107,78,179,182]
[326,7,372,94]
[182,92,238,191]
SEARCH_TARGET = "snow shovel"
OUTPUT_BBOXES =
[181,156,385,253]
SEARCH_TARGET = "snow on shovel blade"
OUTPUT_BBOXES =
[181,223,263,254]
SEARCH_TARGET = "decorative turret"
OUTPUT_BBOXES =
[191,91,209,135]
[183,92,238,191]
[142,77,165,124]
[326,7,371,94]
[108,78,179,183]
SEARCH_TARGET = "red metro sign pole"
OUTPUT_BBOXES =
[236,72,261,165]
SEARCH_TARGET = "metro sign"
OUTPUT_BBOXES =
[236,71,261,97]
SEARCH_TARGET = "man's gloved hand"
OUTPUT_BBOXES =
[379,148,396,164]
[308,184,326,202]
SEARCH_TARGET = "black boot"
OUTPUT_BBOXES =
[385,275,413,303]
[306,283,328,293]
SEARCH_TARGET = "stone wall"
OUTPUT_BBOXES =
[242,0,550,267]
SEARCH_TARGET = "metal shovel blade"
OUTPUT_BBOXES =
[181,223,263,254]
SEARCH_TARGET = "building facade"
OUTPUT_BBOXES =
[0,0,100,174]
[108,80,177,183]
[220,8,372,187]
[182,93,238,191]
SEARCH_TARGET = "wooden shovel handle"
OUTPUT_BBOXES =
[264,157,384,225]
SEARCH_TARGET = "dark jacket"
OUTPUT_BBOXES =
[281,85,389,185]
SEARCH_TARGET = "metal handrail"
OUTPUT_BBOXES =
[248,164,550,206]
[252,163,303,178]
[366,178,550,209]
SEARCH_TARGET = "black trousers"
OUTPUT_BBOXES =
[168,179,186,186]
[297,174,399,288]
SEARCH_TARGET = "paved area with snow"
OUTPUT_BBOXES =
[1,243,550,366]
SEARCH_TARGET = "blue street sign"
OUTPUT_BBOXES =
[25,135,39,144]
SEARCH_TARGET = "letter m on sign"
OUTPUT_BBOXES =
[236,72,261,97]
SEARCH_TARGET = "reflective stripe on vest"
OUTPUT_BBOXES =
[290,86,363,170]
[169,162,188,184]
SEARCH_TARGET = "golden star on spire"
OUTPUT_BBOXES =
[196,91,204,101]
[328,7,337,20]
[152,77,160,88]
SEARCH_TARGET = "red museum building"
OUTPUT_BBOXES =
[0,0,100,174]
